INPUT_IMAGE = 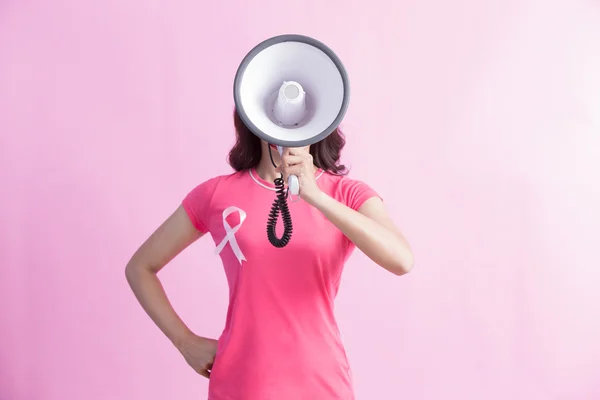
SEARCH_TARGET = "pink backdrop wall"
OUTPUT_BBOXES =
[1,1,599,399]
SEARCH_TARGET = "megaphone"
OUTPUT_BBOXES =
[233,34,350,248]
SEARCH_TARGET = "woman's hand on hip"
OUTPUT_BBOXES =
[174,333,218,378]
[279,147,323,205]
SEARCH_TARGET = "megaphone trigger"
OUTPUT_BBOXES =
[288,175,300,200]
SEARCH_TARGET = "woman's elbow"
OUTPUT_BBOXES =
[125,261,139,284]
[125,259,153,283]
[389,254,414,276]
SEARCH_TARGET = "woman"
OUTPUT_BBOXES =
[125,110,414,400]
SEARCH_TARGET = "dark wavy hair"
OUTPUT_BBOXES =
[228,109,348,175]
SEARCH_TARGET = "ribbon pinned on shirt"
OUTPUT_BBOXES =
[214,206,247,264]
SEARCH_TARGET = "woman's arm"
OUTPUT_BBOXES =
[125,206,217,378]
[309,193,414,276]
[281,148,414,276]
[125,206,200,343]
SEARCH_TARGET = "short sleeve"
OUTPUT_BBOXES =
[342,177,382,211]
[181,177,220,233]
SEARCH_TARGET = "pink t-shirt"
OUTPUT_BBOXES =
[182,168,380,400]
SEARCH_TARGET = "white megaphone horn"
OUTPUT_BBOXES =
[233,34,350,247]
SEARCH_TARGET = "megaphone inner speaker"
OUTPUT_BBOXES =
[234,35,350,147]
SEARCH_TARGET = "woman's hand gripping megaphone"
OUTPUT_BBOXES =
[276,146,322,205]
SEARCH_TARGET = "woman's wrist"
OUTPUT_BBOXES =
[169,326,196,349]
[304,189,331,209]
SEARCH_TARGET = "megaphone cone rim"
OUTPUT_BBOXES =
[233,34,350,148]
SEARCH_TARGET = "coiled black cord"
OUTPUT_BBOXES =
[266,145,293,248]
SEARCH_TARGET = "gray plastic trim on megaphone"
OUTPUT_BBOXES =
[233,34,350,148]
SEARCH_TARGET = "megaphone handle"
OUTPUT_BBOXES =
[277,145,301,198]
[288,175,300,197]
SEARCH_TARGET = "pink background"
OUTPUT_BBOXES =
[1,0,600,399]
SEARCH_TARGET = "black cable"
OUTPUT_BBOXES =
[266,145,293,248]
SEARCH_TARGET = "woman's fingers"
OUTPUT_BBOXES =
[289,165,303,175]
[287,147,311,157]
[198,368,210,379]
[279,148,312,181]
[282,165,304,182]
[281,155,304,166]
[194,362,212,378]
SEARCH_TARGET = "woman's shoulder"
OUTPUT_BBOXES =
[190,170,246,188]
[319,170,381,211]
[183,170,245,200]
[319,170,368,189]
